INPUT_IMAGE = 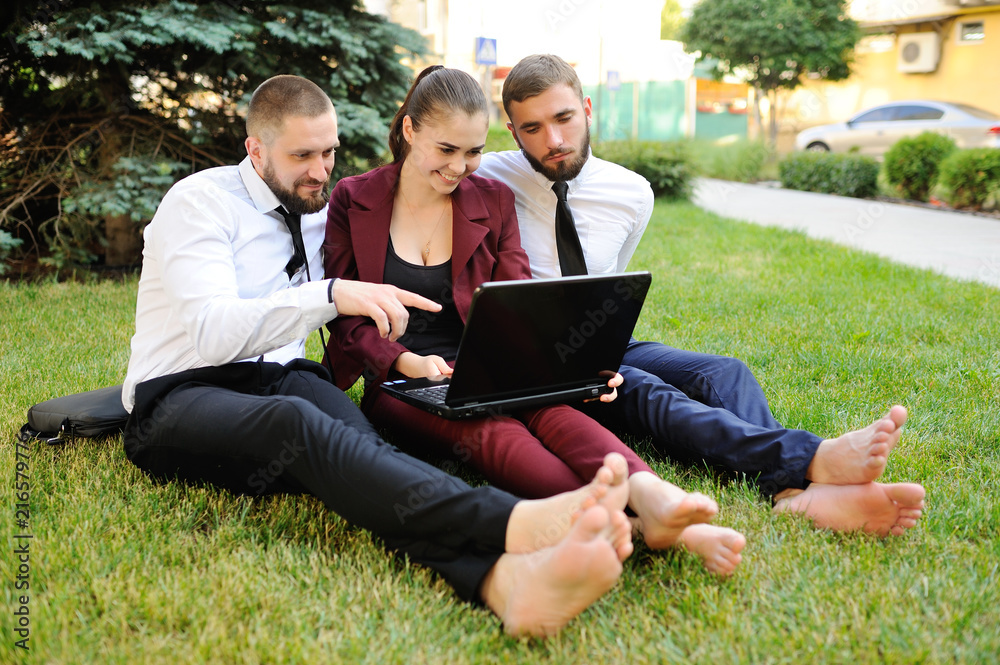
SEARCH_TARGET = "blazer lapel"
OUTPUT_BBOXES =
[343,165,491,313]
[450,178,490,289]
[346,164,399,284]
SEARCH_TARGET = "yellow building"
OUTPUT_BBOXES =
[779,0,1000,151]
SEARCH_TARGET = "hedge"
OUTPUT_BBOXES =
[593,140,695,199]
[937,148,1000,210]
[882,132,957,202]
[778,152,880,198]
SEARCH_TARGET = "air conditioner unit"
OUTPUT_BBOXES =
[898,32,940,73]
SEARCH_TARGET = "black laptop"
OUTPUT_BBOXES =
[380,271,652,419]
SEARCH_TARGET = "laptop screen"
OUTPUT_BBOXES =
[445,272,651,405]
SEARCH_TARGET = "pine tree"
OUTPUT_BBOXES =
[0,0,427,271]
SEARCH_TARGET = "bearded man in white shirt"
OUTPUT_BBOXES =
[121,74,637,637]
[477,54,925,537]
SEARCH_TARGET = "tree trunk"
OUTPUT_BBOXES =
[97,75,142,267]
[104,213,141,266]
[768,89,779,147]
[752,85,764,142]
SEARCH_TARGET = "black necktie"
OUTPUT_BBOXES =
[552,181,587,276]
[278,207,306,279]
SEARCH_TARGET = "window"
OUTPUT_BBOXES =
[851,107,894,124]
[959,21,985,44]
[892,105,945,121]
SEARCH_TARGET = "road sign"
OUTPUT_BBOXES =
[607,70,621,92]
[475,37,497,66]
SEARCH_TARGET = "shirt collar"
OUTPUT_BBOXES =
[529,147,594,196]
[238,156,284,214]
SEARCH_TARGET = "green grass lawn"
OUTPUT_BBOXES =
[2,200,999,664]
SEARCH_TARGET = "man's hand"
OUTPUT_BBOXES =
[589,371,624,403]
[393,352,454,379]
[331,279,441,342]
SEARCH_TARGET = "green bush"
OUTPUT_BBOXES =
[0,229,23,276]
[882,132,956,202]
[937,148,1000,210]
[778,151,880,198]
[485,125,518,153]
[695,139,775,182]
[593,140,694,199]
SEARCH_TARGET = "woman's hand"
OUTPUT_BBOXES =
[393,352,454,379]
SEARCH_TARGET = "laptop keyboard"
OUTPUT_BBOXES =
[405,384,450,405]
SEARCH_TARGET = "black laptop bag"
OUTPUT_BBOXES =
[18,385,129,444]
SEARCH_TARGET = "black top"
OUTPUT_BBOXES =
[383,239,463,360]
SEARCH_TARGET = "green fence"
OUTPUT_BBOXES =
[585,81,686,142]
[694,109,749,143]
[584,80,748,143]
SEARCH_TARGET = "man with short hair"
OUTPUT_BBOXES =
[477,54,926,535]
[122,73,634,637]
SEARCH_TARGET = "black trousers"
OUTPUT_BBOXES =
[123,359,518,601]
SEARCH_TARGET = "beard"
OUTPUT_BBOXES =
[262,160,330,215]
[521,123,591,183]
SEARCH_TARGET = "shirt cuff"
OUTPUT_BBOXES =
[298,278,339,320]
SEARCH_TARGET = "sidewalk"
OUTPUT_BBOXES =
[692,178,1000,290]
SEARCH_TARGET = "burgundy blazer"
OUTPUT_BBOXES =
[322,161,532,390]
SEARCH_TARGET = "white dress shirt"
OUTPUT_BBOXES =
[477,150,654,279]
[122,157,338,411]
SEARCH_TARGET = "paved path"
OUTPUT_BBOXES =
[692,178,1000,290]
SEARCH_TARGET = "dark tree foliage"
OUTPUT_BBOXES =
[0,0,427,271]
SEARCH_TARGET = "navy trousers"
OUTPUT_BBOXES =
[584,340,822,496]
[123,359,518,601]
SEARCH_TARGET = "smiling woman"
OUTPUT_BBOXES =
[322,66,740,579]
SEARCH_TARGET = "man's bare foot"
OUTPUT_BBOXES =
[773,481,925,536]
[677,524,746,576]
[481,505,631,638]
[806,406,907,485]
[628,472,718,549]
[506,453,630,554]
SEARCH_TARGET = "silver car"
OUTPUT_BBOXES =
[795,100,1000,157]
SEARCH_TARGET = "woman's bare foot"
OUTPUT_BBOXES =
[506,453,630,554]
[773,481,925,536]
[677,524,746,576]
[628,472,718,549]
[481,505,631,638]
[807,406,908,485]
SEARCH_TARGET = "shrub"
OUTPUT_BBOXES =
[696,139,774,182]
[937,148,1000,210]
[778,152,880,198]
[882,132,957,201]
[485,125,518,153]
[593,140,694,199]
[0,229,23,276]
